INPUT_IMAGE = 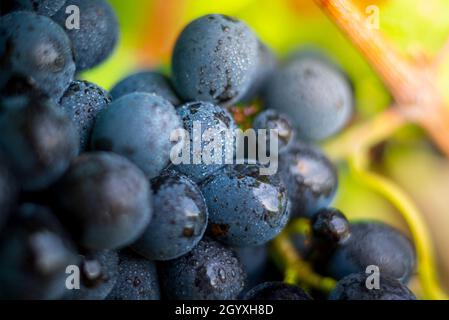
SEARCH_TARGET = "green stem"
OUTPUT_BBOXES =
[349,153,448,300]
[322,108,406,161]
[271,233,337,294]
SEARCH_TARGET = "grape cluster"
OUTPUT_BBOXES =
[0,2,419,301]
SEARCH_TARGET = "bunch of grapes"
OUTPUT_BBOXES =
[0,1,417,300]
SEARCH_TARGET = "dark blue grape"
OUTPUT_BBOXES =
[252,108,295,152]
[52,0,119,71]
[264,52,353,141]
[289,48,355,94]
[306,208,350,270]
[59,80,111,151]
[234,245,268,289]
[53,152,153,250]
[0,203,78,299]
[278,142,338,218]
[91,92,182,179]
[0,155,18,229]
[0,74,48,106]
[240,41,277,103]
[200,164,290,246]
[288,47,337,65]
[0,0,66,16]
[132,170,208,261]
[329,272,416,300]
[172,101,237,183]
[107,251,160,300]
[311,207,350,244]
[0,95,79,191]
[110,71,180,106]
[326,222,416,283]
[65,250,118,300]
[0,11,75,101]
[160,238,246,300]
[171,14,259,106]
[243,282,312,300]
[236,245,285,297]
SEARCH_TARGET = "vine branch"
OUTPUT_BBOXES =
[314,0,449,158]
[433,37,449,70]
[322,107,406,161]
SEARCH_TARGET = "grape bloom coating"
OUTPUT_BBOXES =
[172,14,259,106]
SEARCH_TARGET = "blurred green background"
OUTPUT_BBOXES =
[82,0,449,294]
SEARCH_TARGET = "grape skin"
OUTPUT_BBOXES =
[240,41,277,103]
[244,282,312,300]
[52,0,119,71]
[110,71,180,106]
[160,238,246,300]
[252,108,295,152]
[171,14,259,106]
[311,207,350,244]
[0,203,78,299]
[0,0,66,17]
[91,92,182,179]
[277,142,338,218]
[106,251,160,300]
[0,156,18,229]
[59,80,111,151]
[329,272,416,300]
[132,170,208,261]
[172,101,237,183]
[53,152,153,250]
[0,95,79,191]
[200,164,290,247]
[264,53,353,141]
[0,11,75,101]
[65,250,119,300]
[325,222,416,283]
[234,245,269,290]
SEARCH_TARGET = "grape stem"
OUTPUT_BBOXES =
[322,107,406,161]
[313,0,449,158]
[271,233,337,293]
[349,153,449,300]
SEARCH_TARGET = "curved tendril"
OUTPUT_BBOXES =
[271,233,337,294]
[349,153,448,300]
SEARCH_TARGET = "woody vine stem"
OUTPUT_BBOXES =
[272,0,449,299]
